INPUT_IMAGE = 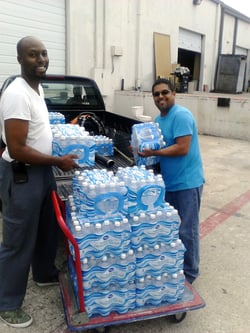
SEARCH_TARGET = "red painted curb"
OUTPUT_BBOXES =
[200,189,250,239]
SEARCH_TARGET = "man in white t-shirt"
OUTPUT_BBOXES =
[0,36,79,328]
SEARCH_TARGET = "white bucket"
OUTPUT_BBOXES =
[136,115,152,122]
[131,106,144,117]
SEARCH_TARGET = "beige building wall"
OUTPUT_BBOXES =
[65,0,250,114]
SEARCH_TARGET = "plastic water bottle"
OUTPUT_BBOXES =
[135,275,163,307]
[135,243,166,278]
[75,169,128,218]
[51,123,95,166]
[134,239,185,278]
[131,122,166,167]
[81,249,136,317]
[116,166,165,213]
[77,218,131,258]
[131,209,177,248]
[83,250,136,291]
[93,184,125,217]
[49,112,65,124]
[69,254,136,318]
[72,173,84,209]
[130,215,140,226]
[84,286,136,317]
[94,135,114,156]
[80,134,95,166]
[163,270,185,303]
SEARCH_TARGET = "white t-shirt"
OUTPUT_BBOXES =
[0,77,52,162]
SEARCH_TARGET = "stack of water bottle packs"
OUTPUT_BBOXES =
[93,135,114,156]
[49,111,66,124]
[51,123,96,167]
[66,165,186,318]
[50,114,114,167]
[130,122,166,166]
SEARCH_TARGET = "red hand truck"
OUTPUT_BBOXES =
[51,190,205,332]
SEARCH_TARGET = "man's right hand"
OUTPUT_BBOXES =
[57,154,79,171]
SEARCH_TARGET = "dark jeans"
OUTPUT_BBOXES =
[165,185,203,283]
[0,159,58,311]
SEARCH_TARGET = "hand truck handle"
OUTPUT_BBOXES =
[51,190,85,313]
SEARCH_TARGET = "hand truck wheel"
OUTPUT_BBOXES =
[91,326,110,333]
[169,311,187,323]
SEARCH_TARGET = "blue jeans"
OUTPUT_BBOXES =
[165,185,203,283]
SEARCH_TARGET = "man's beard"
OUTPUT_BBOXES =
[158,104,171,114]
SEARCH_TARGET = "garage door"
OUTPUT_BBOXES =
[178,28,202,53]
[0,0,65,85]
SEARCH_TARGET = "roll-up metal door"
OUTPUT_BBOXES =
[178,28,202,52]
[0,0,66,85]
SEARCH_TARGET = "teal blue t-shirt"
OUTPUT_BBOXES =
[155,104,205,191]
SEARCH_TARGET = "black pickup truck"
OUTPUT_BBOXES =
[0,75,141,199]
[42,75,143,198]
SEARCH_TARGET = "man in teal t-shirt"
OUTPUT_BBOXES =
[138,78,205,284]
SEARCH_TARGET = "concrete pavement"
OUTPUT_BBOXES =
[0,134,249,333]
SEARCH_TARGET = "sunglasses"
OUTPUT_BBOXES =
[153,89,171,97]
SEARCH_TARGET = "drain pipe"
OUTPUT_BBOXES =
[94,0,106,69]
[103,0,107,69]
[214,3,224,90]
[94,0,97,68]
[135,0,142,90]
